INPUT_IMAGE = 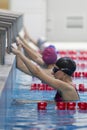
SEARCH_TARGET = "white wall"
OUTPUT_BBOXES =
[9,0,87,42]
[47,0,87,42]
[9,0,46,39]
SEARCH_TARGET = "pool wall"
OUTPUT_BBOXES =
[0,54,16,129]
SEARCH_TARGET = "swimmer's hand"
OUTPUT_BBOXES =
[16,37,24,47]
[11,46,20,55]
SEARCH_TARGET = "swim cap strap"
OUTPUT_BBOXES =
[61,68,74,76]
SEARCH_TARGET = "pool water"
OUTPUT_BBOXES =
[4,69,87,130]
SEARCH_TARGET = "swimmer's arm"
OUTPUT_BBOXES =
[19,35,38,52]
[12,48,71,92]
[16,55,32,75]
[15,42,32,75]
[22,43,44,66]
[18,36,45,66]
[23,27,38,46]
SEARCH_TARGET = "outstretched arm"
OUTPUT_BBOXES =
[23,27,38,46]
[15,43,32,75]
[17,36,45,66]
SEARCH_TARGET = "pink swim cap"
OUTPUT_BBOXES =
[42,47,57,65]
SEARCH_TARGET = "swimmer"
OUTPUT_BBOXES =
[23,27,46,51]
[14,37,57,77]
[11,46,79,102]
[23,27,56,52]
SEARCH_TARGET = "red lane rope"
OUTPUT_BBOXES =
[37,101,87,110]
[30,83,87,92]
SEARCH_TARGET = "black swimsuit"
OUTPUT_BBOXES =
[54,85,79,102]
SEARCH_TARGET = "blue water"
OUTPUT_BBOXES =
[5,69,87,130]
